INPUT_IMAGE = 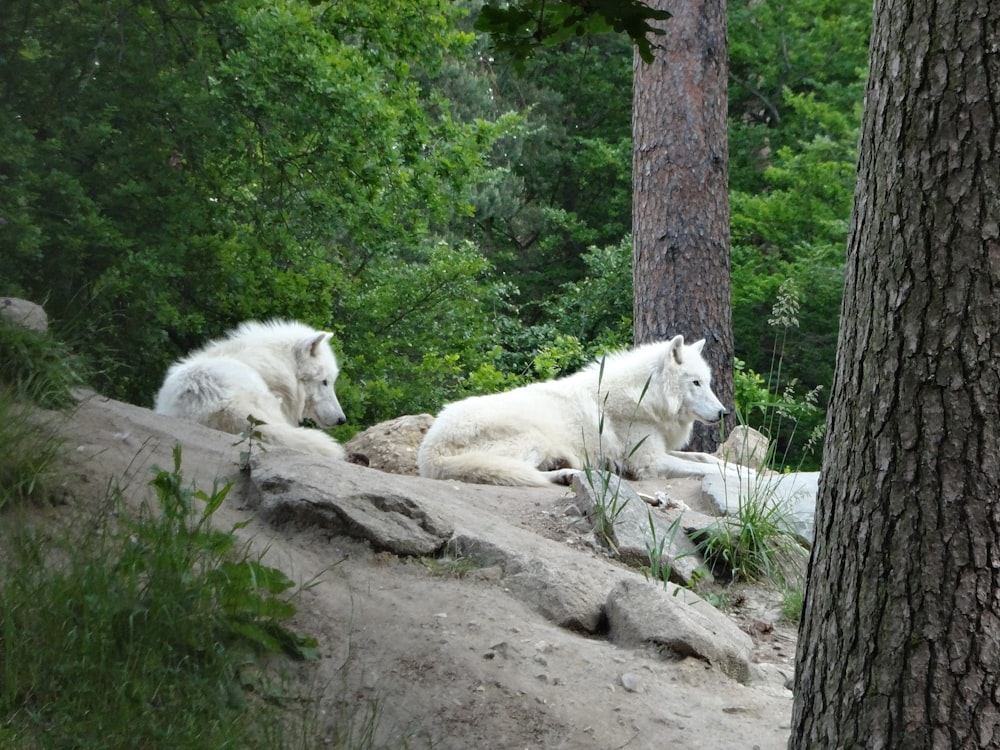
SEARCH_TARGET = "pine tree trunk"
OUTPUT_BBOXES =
[790,0,1000,746]
[631,0,733,451]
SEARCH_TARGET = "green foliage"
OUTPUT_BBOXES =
[475,0,670,65]
[0,319,84,508]
[0,445,318,748]
[0,319,85,411]
[0,0,871,457]
[236,414,268,475]
[420,553,480,579]
[0,0,508,410]
[728,0,871,192]
[469,238,632,391]
[581,358,651,554]
[467,32,634,317]
[584,465,631,555]
[0,391,64,510]
[733,281,826,471]
[780,584,805,623]
[538,237,634,348]
[641,508,683,587]
[728,0,868,462]
[332,240,507,430]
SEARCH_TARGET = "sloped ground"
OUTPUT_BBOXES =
[26,392,796,749]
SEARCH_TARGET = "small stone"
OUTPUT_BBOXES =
[620,673,641,693]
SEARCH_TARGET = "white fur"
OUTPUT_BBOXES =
[418,335,733,487]
[154,320,346,459]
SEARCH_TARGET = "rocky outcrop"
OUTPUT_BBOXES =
[245,451,760,680]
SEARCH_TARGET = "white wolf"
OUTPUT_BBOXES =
[154,320,347,459]
[418,335,735,487]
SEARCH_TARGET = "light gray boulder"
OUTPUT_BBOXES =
[605,577,755,684]
[0,297,48,332]
[714,425,771,471]
[343,413,434,475]
[701,470,819,544]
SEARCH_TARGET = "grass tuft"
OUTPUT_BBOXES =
[0,319,86,509]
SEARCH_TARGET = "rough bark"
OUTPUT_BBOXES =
[789,0,1000,747]
[631,0,733,451]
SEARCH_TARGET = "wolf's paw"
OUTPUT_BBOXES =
[543,468,581,486]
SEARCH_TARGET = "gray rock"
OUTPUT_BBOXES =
[0,297,48,332]
[620,672,642,692]
[249,451,453,556]
[450,535,608,633]
[714,426,770,471]
[605,578,755,684]
[343,413,434,476]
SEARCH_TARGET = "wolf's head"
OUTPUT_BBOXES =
[662,335,728,425]
[295,331,347,428]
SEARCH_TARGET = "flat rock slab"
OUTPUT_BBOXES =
[249,451,453,556]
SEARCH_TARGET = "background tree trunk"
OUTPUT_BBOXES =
[790,0,1000,746]
[632,0,733,451]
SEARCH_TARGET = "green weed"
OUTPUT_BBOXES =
[734,279,825,472]
[0,320,84,509]
[0,318,85,411]
[0,445,321,748]
[237,414,268,474]
[420,554,479,579]
[701,281,814,586]
[581,356,649,555]
[780,584,805,623]
[0,389,65,509]
[641,506,683,586]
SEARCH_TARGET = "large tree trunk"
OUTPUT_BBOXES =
[789,0,1000,746]
[631,0,733,451]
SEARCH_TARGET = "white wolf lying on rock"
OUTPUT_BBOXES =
[154,320,347,459]
[419,335,743,487]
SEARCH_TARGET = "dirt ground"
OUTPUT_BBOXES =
[21,394,799,750]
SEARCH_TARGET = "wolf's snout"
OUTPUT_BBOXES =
[322,411,347,428]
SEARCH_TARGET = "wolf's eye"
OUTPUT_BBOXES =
[692,380,701,387]
[322,379,329,387]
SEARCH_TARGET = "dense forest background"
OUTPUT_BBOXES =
[0,0,869,469]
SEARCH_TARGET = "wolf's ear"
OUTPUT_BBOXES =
[303,332,332,358]
[690,339,706,355]
[667,335,686,365]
